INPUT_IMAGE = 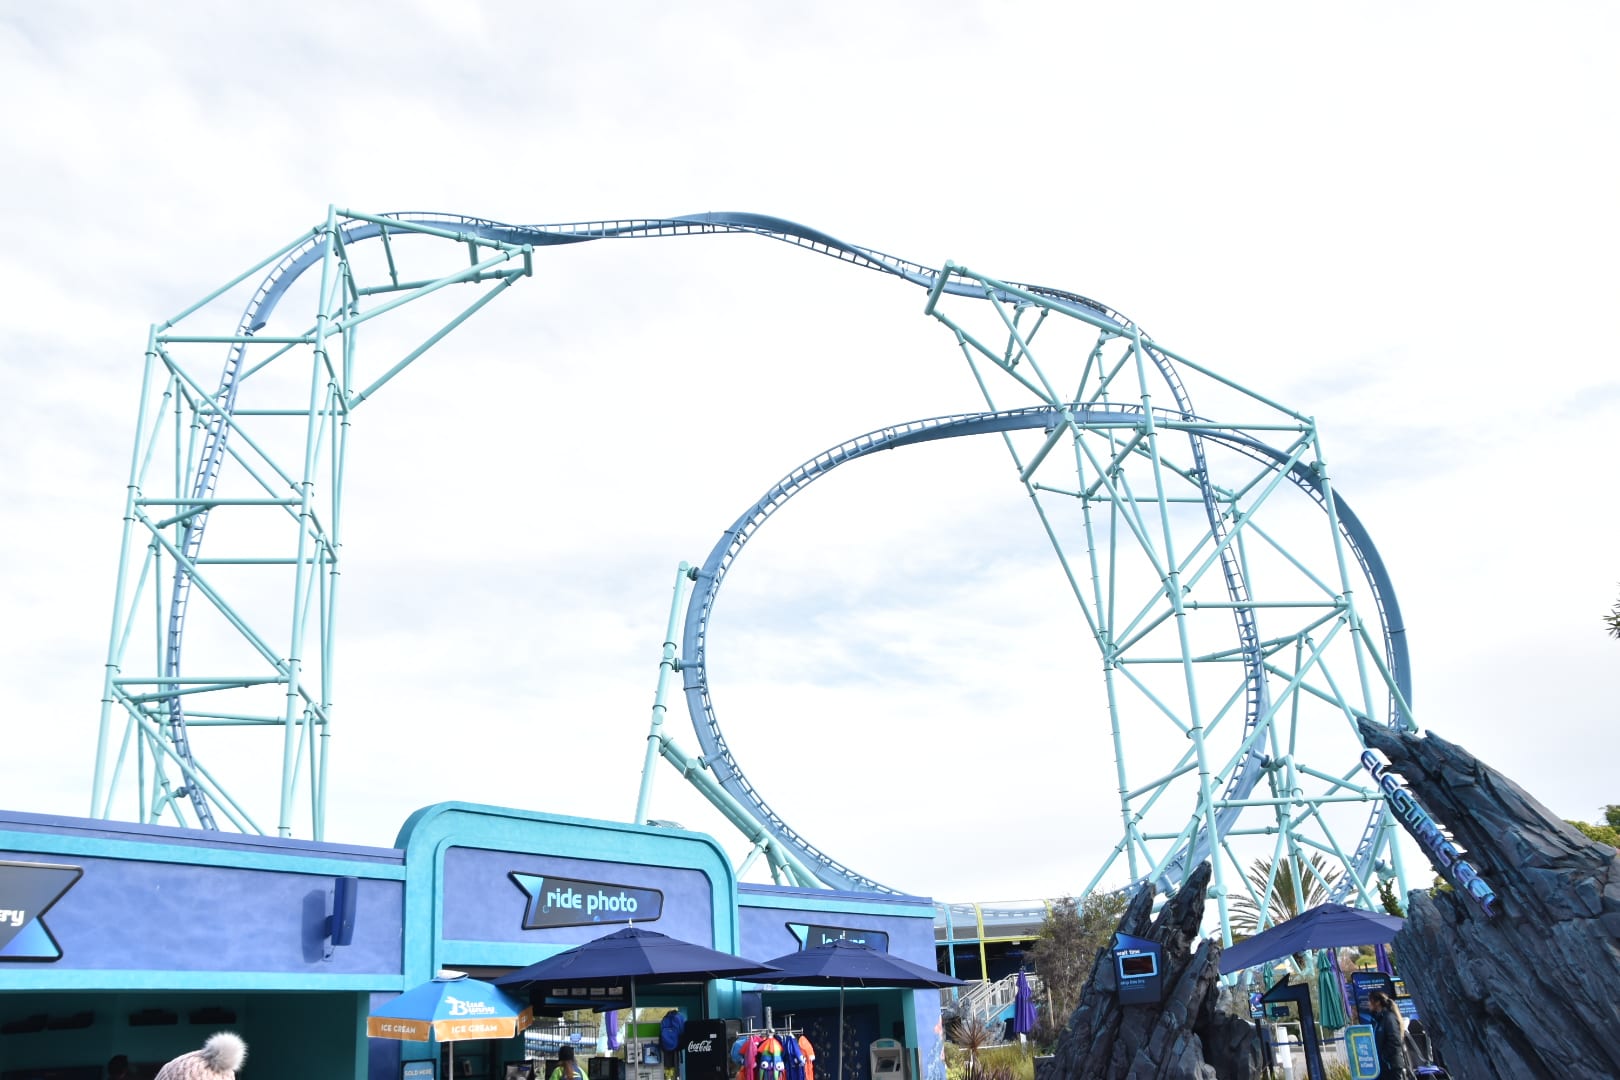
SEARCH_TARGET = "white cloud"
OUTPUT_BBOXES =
[1,1,1616,912]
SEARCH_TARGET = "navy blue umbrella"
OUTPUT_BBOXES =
[1013,969,1037,1037]
[496,927,776,1056]
[740,939,965,989]
[739,940,965,1080]
[1218,903,1403,975]
[497,926,775,989]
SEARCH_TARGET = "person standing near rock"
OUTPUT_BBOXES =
[1368,992,1411,1080]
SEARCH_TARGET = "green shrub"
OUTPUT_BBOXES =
[943,1042,1034,1080]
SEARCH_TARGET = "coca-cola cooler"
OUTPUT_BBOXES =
[682,1019,741,1080]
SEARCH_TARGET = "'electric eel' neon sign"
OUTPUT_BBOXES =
[1360,749,1499,918]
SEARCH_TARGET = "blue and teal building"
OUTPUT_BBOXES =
[0,804,945,1080]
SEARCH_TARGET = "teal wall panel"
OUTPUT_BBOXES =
[246,991,366,1078]
[396,804,738,985]
[0,990,367,1077]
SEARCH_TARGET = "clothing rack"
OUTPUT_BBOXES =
[735,1012,817,1080]
[743,1007,802,1038]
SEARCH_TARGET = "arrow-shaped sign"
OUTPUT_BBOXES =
[786,923,890,951]
[0,860,83,962]
[508,871,663,929]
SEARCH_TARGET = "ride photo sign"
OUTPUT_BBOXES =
[509,872,663,929]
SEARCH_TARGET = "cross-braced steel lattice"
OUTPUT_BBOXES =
[93,210,533,837]
[94,210,1414,945]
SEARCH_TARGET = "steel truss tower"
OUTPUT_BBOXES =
[919,263,1415,935]
[94,210,1413,944]
[93,210,534,837]
[645,261,1417,939]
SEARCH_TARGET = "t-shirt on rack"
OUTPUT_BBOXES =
[731,1023,815,1080]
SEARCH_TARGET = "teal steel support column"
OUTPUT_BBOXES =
[94,326,161,818]
[1129,325,1229,937]
[278,207,339,837]
[647,730,822,888]
[94,209,535,837]
[636,562,697,826]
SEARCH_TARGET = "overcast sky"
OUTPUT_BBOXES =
[1,2,1616,907]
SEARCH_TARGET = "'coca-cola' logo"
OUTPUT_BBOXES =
[686,1039,715,1053]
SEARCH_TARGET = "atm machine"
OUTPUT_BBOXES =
[870,1038,906,1080]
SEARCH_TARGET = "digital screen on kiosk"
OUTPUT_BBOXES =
[1119,954,1157,978]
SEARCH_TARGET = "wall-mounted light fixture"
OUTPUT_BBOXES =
[324,876,359,959]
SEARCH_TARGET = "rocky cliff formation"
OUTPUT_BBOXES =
[1037,863,1261,1080]
[1358,720,1620,1078]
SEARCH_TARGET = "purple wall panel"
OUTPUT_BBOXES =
[0,849,402,975]
[440,846,713,946]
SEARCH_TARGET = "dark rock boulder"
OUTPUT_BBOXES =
[1358,720,1620,1079]
[1036,863,1263,1080]
[1201,988,1265,1080]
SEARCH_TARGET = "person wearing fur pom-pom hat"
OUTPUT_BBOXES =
[154,1032,248,1080]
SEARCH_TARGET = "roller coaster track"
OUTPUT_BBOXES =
[148,211,1150,832]
[677,406,1409,897]
[96,209,1414,935]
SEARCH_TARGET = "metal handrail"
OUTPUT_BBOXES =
[946,972,1043,1034]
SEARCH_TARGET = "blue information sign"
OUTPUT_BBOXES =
[1344,1025,1378,1080]
[1347,971,1393,1025]
[402,1060,437,1080]
[787,923,890,951]
[1111,932,1164,1006]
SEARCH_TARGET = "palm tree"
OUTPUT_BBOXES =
[1228,852,1341,937]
